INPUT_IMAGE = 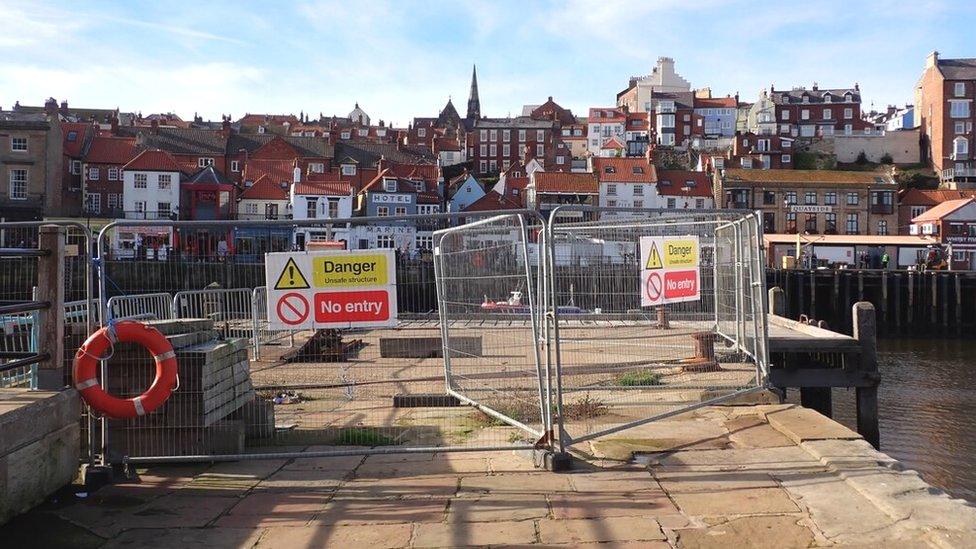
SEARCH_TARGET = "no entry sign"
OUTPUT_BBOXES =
[639,235,701,307]
[265,250,398,330]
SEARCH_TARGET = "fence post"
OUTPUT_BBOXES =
[35,225,66,390]
[769,286,785,317]
[853,301,881,449]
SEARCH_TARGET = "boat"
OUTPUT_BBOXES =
[480,290,589,315]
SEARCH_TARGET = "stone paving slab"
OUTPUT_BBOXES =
[6,404,976,548]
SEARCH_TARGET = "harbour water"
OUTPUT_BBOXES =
[826,339,976,502]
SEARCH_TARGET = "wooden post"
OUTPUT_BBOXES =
[810,270,816,319]
[881,270,888,332]
[941,273,948,328]
[853,301,880,449]
[36,225,66,390]
[769,287,785,317]
[907,271,915,325]
[930,273,937,326]
[955,273,962,336]
[857,270,864,301]
[895,273,902,334]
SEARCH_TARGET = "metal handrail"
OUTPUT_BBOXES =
[0,300,50,315]
[0,352,50,374]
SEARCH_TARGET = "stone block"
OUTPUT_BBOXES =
[537,516,666,544]
[0,423,80,524]
[764,406,861,444]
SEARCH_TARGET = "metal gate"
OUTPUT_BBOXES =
[543,208,769,451]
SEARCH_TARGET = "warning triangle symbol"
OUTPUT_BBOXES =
[274,258,310,290]
[646,242,663,270]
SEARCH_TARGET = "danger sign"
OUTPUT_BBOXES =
[265,250,398,330]
[639,235,701,307]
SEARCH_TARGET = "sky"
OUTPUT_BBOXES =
[2,0,975,126]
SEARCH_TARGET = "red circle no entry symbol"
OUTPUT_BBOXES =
[646,272,663,302]
[277,292,310,326]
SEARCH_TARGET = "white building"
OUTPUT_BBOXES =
[290,172,355,248]
[348,103,370,126]
[588,107,627,156]
[626,57,692,113]
[114,149,182,259]
[592,157,660,219]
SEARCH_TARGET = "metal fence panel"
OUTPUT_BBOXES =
[434,213,549,444]
[107,293,174,321]
[544,209,768,448]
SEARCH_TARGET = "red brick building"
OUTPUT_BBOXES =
[81,136,138,217]
[769,84,869,138]
[916,52,976,186]
[469,118,565,175]
[896,188,976,235]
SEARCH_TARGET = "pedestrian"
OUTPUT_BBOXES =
[881,251,890,269]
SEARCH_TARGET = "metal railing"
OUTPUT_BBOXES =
[106,292,174,321]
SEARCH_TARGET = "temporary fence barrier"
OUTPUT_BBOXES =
[543,207,769,451]
[106,292,174,321]
[91,211,551,464]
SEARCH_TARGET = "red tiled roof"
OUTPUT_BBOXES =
[387,163,440,185]
[588,107,627,121]
[912,198,974,223]
[464,191,520,212]
[656,170,713,197]
[533,172,598,194]
[294,180,352,196]
[694,97,738,109]
[592,158,657,183]
[245,159,297,186]
[434,137,461,151]
[122,149,183,172]
[85,136,137,165]
[600,136,626,150]
[240,175,289,200]
[899,188,976,206]
[62,123,90,157]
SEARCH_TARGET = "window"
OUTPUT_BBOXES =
[415,235,433,250]
[198,157,214,168]
[265,203,279,219]
[135,200,146,213]
[910,205,927,219]
[418,128,426,138]
[341,164,356,176]
[956,82,966,97]
[384,179,396,192]
[503,130,510,142]
[479,144,487,157]
[88,167,100,181]
[805,213,817,233]
[71,160,81,175]
[805,192,817,205]
[134,173,148,188]
[556,156,565,165]
[377,235,395,249]
[489,130,497,141]
[231,160,240,172]
[696,198,705,209]
[158,174,171,189]
[786,212,797,232]
[823,108,832,120]
[846,213,859,234]
[107,193,120,210]
[825,213,837,232]
[741,158,753,169]
[877,219,889,235]
[954,137,969,157]
[781,110,789,120]
[479,161,487,173]
[11,137,27,152]
[83,192,100,214]
[844,108,853,119]
[785,191,797,204]
[847,192,859,205]
[844,124,853,135]
[108,167,119,181]
[607,184,617,196]
[536,144,544,157]
[824,192,837,205]
[634,200,643,208]
[956,122,966,134]
[667,198,676,209]
[782,154,792,163]
[801,109,810,120]
[394,206,407,216]
[536,130,544,141]
[158,202,171,217]
[503,144,510,156]
[341,131,350,139]
[489,144,497,156]
[309,163,325,173]
[518,130,526,141]
[606,199,617,208]
[783,140,792,148]
[306,198,318,218]
[376,205,389,217]
[763,191,776,205]
[479,130,487,141]
[634,185,644,196]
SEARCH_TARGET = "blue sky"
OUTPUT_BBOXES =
[2,0,974,125]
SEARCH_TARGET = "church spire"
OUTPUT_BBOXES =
[466,64,480,120]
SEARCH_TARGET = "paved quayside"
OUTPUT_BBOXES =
[4,403,975,548]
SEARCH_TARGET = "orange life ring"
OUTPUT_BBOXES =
[73,321,178,419]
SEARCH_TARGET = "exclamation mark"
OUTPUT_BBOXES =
[288,265,295,285]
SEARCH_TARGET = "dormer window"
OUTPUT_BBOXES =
[685,180,697,187]
[604,166,616,173]
[802,95,809,103]
[384,179,397,193]
[341,131,350,139]
[257,125,266,134]
[823,93,832,103]
[341,164,356,176]
[632,166,644,174]
[358,129,368,137]
[660,179,671,186]
[416,181,425,192]
[845,93,853,102]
